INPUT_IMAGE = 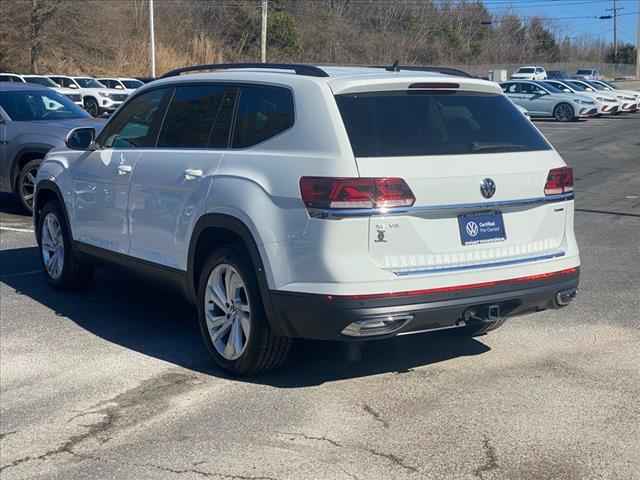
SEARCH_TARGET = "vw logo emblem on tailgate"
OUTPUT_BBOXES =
[480,178,496,199]
[465,221,479,237]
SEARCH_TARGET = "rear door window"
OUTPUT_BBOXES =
[232,85,294,148]
[335,91,551,157]
[158,84,236,149]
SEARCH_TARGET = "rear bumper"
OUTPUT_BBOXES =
[269,267,579,340]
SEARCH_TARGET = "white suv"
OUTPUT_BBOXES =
[33,63,580,375]
[511,66,547,81]
[48,75,128,117]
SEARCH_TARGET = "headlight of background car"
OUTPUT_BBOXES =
[97,91,112,98]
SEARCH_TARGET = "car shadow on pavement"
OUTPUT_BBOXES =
[0,246,490,387]
[0,193,28,216]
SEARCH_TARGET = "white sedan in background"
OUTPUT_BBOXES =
[539,80,620,115]
[586,80,639,112]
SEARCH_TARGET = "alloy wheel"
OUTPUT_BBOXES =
[204,264,252,361]
[556,104,573,122]
[20,166,38,212]
[41,212,65,280]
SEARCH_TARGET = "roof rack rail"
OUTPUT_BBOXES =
[370,65,474,78]
[161,63,329,79]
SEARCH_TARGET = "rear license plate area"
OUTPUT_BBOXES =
[458,211,507,246]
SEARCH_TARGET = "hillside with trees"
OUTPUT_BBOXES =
[0,0,633,76]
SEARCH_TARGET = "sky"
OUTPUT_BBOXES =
[483,0,639,44]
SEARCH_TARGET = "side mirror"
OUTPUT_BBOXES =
[65,127,96,150]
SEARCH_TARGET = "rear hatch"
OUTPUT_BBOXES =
[333,83,571,276]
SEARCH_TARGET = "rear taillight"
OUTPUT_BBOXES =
[544,167,574,196]
[300,177,415,210]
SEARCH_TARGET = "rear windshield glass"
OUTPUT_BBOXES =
[0,91,88,121]
[518,68,535,73]
[577,70,592,75]
[335,91,551,157]
[24,76,58,87]
[122,80,143,89]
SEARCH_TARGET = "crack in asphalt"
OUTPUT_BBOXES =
[277,431,418,474]
[362,404,390,428]
[473,435,499,479]
[0,431,17,441]
[139,463,279,480]
[338,466,362,480]
[361,447,419,474]
[279,431,343,448]
[0,371,201,474]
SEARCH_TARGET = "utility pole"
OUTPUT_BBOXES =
[261,0,268,63]
[636,0,639,79]
[606,0,624,63]
[149,0,156,78]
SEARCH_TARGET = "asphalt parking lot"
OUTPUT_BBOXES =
[1,114,639,480]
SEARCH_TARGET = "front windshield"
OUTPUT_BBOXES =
[587,81,607,91]
[122,80,143,89]
[539,82,565,93]
[577,70,593,75]
[24,77,58,87]
[566,81,589,92]
[518,68,535,73]
[75,78,105,88]
[0,90,89,121]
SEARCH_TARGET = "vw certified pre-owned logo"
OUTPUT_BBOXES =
[480,178,496,199]
[465,221,479,237]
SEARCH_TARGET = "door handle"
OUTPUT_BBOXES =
[184,169,203,180]
[118,164,133,175]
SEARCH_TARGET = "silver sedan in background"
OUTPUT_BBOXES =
[500,80,598,122]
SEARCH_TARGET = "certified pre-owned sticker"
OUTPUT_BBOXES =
[459,212,506,245]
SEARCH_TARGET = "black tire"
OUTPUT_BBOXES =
[37,202,93,289]
[16,158,41,214]
[84,97,99,117]
[196,247,291,376]
[553,103,575,122]
[452,318,507,337]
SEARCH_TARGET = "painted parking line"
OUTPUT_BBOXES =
[0,226,34,233]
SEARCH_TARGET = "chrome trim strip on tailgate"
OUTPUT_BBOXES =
[308,193,574,219]
[392,251,566,277]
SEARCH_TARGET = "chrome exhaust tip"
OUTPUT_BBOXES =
[341,314,413,337]
[555,288,577,307]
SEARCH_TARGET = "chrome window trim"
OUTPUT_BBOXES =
[307,192,574,219]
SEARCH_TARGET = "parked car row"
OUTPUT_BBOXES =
[0,73,144,117]
[0,82,105,212]
[501,78,639,122]
[510,66,602,81]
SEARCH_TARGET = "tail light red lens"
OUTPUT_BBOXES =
[300,177,416,210]
[544,167,574,195]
